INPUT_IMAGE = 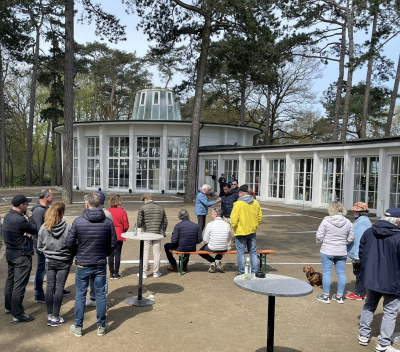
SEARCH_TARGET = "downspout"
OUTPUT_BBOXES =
[195,121,205,191]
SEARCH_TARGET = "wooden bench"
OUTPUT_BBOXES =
[170,249,276,275]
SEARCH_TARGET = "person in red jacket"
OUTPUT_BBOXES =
[107,195,129,279]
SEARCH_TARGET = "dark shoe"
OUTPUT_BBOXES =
[35,297,46,304]
[63,290,72,297]
[51,316,67,327]
[183,265,188,271]
[109,274,115,280]
[4,309,11,315]
[167,265,178,272]
[114,273,122,280]
[12,313,35,323]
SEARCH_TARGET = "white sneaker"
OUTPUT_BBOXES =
[215,260,225,272]
[208,262,216,273]
[376,344,400,352]
[137,272,147,279]
[153,272,162,278]
[358,335,370,346]
[85,299,96,307]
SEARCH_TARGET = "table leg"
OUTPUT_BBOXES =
[267,295,275,352]
[125,240,155,306]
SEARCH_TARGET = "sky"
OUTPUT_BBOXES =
[74,1,400,115]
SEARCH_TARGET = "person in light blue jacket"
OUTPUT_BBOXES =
[195,184,221,232]
[346,202,372,301]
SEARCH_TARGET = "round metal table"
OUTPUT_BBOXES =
[122,232,163,306]
[234,273,313,352]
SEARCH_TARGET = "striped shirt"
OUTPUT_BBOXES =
[203,217,233,251]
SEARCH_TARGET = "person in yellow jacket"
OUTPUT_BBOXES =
[230,184,263,275]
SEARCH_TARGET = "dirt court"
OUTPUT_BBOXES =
[0,187,398,352]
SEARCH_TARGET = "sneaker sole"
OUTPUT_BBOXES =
[333,298,344,304]
[70,330,82,337]
[97,329,110,336]
[316,298,330,304]
[359,340,369,346]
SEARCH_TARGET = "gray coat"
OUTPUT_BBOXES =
[37,221,72,261]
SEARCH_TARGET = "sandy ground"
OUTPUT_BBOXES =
[0,187,399,352]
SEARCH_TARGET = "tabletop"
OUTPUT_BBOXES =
[122,232,164,241]
[234,274,313,297]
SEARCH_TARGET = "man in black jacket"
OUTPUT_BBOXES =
[3,194,37,323]
[31,188,53,303]
[221,183,239,222]
[66,193,117,337]
[358,208,400,352]
[164,209,202,272]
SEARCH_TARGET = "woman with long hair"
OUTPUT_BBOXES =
[107,195,129,279]
[37,202,72,326]
[316,201,354,304]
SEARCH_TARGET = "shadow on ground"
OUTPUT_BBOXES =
[256,347,302,352]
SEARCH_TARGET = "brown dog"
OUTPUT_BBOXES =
[303,265,323,287]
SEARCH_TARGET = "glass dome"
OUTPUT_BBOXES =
[131,89,181,120]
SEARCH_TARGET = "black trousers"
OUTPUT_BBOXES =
[197,215,206,232]
[198,244,224,263]
[164,243,189,267]
[4,255,32,317]
[108,241,124,275]
[46,259,72,318]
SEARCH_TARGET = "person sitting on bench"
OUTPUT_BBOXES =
[198,208,233,273]
[164,209,202,272]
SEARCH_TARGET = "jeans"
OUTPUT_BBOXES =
[89,275,108,301]
[235,233,258,274]
[164,243,189,267]
[45,259,72,319]
[359,289,400,347]
[320,253,347,296]
[34,250,46,299]
[108,241,123,275]
[4,255,32,317]
[74,265,107,328]
[198,244,224,263]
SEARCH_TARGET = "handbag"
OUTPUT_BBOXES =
[352,261,361,276]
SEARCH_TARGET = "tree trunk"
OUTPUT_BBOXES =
[333,24,346,141]
[39,121,51,185]
[264,87,271,145]
[239,80,246,126]
[361,4,378,138]
[386,51,400,136]
[92,75,98,121]
[184,13,212,204]
[62,0,74,204]
[340,0,355,141]
[0,47,6,187]
[109,76,116,119]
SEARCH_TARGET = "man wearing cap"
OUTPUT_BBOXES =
[31,188,54,303]
[3,195,38,323]
[346,202,372,301]
[137,193,168,278]
[230,184,263,276]
[218,173,226,196]
[358,208,400,352]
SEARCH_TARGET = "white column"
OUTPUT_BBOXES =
[160,125,168,192]
[77,127,84,190]
[377,147,389,217]
[285,153,293,205]
[343,150,353,211]
[260,153,268,201]
[198,155,205,190]
[312,151,322,208]
[238,153,245,186]
[99,126,105,191]
[129,125,134,192]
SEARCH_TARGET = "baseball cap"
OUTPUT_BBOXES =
[238,184,249,193]
[12,194,32,206]
[351,202,369,212]
[95,191,106,205]
[384,208,400,218]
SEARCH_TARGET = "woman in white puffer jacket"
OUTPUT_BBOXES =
[316,201,354,304]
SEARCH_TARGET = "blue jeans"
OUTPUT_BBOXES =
[34,251,46,299]
[89,276,108,300]
[320,253,347,296]
[74,265,107,328]
[235,233,258,274]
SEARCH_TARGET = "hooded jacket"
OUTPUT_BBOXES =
[66,208,117,267]
[359,220,400,295]
[195,189,217,216]
[37,221,72,261]
[316,215,354,256]
[347,215,372,260]
[230,195,262,236]
[31,202,48,248]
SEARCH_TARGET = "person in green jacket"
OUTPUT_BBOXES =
[230,184,263,276]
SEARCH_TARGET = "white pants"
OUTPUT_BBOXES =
[143,239,161,273]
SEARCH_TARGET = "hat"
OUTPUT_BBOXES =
[12,194,32,206]
[238,184,249,193]
[384,208,400,218]
[95,191,105,205]
[140,193,153,201]
[351,202,369,212]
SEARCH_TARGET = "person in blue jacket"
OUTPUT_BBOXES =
[195,184,221,232]
[358,207,400,351]
[346,202,371,301]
